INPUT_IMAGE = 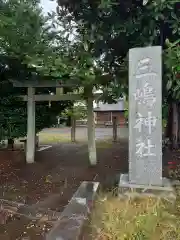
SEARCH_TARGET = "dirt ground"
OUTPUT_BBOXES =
[0,136,179,240]
[0,140,128,239]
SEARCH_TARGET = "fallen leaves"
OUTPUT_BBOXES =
[45,175,52,184]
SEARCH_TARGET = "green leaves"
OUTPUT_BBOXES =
[0,0,72,139]
[164,38,180,99]
[62,104,87,120]
[0,0,52,66]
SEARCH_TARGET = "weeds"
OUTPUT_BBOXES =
[88,190,180,240]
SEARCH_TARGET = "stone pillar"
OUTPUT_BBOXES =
[129,46,162,185]
[113,116,117,142]
[71,116,76,142]
[26,87,35,163]
[87,96,97,166]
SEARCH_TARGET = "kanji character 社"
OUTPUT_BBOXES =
[136,139,156,157]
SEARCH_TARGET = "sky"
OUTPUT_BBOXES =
[40,0,76,42]
[40,0,57,15]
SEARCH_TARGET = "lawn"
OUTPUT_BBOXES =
[38,132,71,143]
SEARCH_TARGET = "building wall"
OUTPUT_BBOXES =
[95,111,126,126]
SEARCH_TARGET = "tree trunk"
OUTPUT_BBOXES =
[178,103,180,146]
[165,103,172,138]
[165,103,173,150]
[66,116,71,126]
[172,102,179,149]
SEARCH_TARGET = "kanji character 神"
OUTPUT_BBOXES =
[133,83,156,107]
[136,138,156,157]
[134,112,157,134]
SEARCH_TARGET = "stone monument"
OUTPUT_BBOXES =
[119,46,174,197]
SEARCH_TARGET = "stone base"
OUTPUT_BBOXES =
[118,174,176,202]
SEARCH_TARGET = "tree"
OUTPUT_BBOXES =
[0,0,72,141]
[0,0,50,62]
[0,55,72,141]
[62,104,87,121]
[164,39,180,148]
[56,0,180,148]
[56,0,179,78]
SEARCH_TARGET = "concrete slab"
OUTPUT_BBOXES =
[46,181,99,240]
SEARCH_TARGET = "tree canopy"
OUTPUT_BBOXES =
[56,0,180,96]
[55,0,180,146]
[0,0,72,140]
[0,0,180,144]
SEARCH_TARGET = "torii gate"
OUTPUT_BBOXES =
[12,80,99,165]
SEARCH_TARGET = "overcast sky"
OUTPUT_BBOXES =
[41,0,56,14]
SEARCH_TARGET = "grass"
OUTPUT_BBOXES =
[86,188,180,240]
[38,132,116,146]
[38,132,71,143]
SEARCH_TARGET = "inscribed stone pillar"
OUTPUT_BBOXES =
[129,46,162,186]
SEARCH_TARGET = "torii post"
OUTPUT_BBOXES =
[12,80,99,165]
